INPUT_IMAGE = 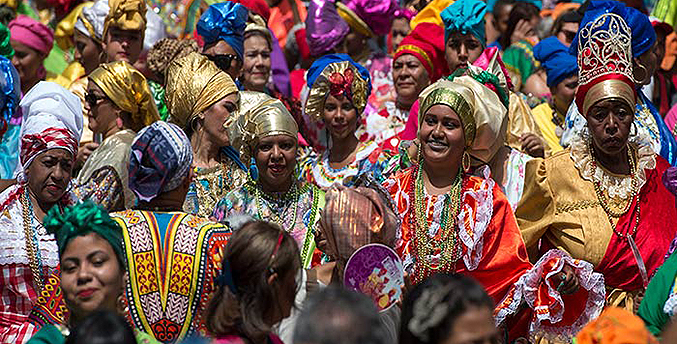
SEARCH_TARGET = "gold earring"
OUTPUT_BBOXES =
[462,151,471,173]
[633,62,648,84]
[116,294,129,315]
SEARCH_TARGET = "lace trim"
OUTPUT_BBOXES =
[458,167,494,271]
[569,130,656,200]
[494,249,605,342]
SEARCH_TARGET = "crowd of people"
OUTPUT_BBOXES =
[0,0,677,343]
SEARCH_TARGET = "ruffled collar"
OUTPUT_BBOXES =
[569,131,656,200]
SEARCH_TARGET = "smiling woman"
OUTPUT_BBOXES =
[0,82,82,344]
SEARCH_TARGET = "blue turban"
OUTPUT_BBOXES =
[571,1,655,58]
[441,0,487,46]
[534,36,578,87]
[0,56,19,134]
[197,2,248,59]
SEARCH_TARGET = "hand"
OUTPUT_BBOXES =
[553,264,579,295]
[520,133,545,158]
[510,19,539,46]
[76,142,100,169]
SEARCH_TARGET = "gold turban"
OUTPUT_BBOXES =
[55,2,93,50]
[229,91,298,163]
[165,52,239,130]
[418,76,508,164]
[103,0,146,39]
[305,60,370,122]
[89,61,160,131]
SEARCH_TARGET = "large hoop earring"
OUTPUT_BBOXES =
[633,62,648,84]
[462,151,471,173]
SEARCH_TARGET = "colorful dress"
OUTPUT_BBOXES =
[303,141,391,189]
[183,159,248,218]
[26,324,160,344]
[638,250,677,336]
[0,184,77,344]
[364,101,409,151]
[74,129,136,211]
[501,149,533,210]
[212,181,325,268]
[111,210,232,343]
[516,137,677,311]
[383,166,605,341]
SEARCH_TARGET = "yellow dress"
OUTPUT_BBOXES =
[531,102,564,154]
[505,92,551,156]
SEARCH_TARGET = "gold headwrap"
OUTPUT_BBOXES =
[305,60,370,122]
[0,0,17,10]
[582,79,636,117]
[89,61,160,131]
[165,52,239,130]
[418,76,508,164]
[229,91,298,164]
[55,2,93,50]
[103,0,147,39]
[336,2,374,37]
[245,12,270,41]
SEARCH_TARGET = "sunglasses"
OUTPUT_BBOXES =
[85,92,109,109]
[206,54,241,72]
[561,29,577,43]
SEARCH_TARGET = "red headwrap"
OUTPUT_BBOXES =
[393,22,449,81]
[20,127,78,168]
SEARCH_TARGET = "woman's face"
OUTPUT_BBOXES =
[552,74,578,109]
[74,30,102,75]
[85,81,119,136]
[255,134,297,192]
[200,93,239,146]
[445,32,483,73]
[393,54,431,105]
[418,104,466,167]
[103,27,143,64]
[11,40,44,90]
[441,306,500,344]
[203,41,243,80]
[26,149,73,205]
[586,99,634,156]
[555,22,579,48]
[391,18,411,50]
[60,233,125,322]
[323,94,358,141]
[241,35,271,91]
[635,41,659,85]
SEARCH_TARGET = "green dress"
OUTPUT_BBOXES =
[638,251,677,336]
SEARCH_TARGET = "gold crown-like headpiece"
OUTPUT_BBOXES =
[577,13,633,87]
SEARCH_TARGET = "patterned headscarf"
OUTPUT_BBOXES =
[441,0,487,46]
[44,200,126,269]
[89,61,160,132]
[103,0,147,39]
[229,92,298,164]
[305,54,372,121]
[129,121,193,202]
[197,2,248,59]
[419,76,507,163]
[18,82,82,178]
[165,52,238,131]
[75,0,109,42]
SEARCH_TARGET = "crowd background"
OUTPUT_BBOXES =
[0,0,677,343]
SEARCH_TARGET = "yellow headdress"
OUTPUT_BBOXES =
[229,91,298,164]
[89,61,160,131]
[103,0,146,39]
[165,52,239,130]
[418,76,507,164]
[55,2,93,50]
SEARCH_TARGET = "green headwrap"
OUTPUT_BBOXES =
[0,22,13,59]
[44,201,125,269]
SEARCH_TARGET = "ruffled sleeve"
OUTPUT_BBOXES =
[515,157,556,251]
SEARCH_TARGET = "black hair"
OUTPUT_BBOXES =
[293,286,389,344]
[499,2,541,49]
[65,311,136,344]
[492,0,516,18]
[399,274,495,344]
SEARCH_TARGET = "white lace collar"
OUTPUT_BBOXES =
[569,131,656,200]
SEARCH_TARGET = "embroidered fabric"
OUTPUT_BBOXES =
[494,249,606,342]
[458,167,494,271]
[309,141,381,189]
[569,129,656,200]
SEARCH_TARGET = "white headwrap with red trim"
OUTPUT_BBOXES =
[15,82,82,180]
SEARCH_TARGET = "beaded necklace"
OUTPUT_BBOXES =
[253,182,301,233]
[21,187,44,294]
[409,164,464,283]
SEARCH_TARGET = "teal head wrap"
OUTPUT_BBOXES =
[44,201,125,270]
[441,0,487,47]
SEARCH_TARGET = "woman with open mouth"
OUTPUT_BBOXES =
[28,201,158,344]
[302,54,391,190]
[213,93,324,269]
[0,82,82,344]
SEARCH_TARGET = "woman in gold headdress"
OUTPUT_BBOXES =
[102,0,146,65]
[516,11,677,312]
[212,93,324,268]
[74,61,160,211]
[165,52,247,217]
